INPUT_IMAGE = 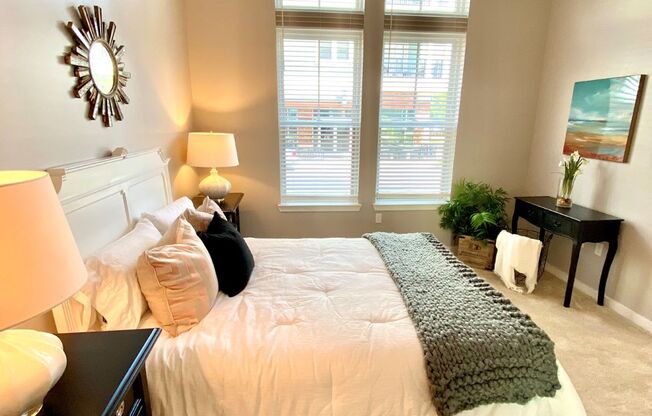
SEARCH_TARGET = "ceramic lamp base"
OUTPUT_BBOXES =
[0,329,67,416]
[198,168,231,200]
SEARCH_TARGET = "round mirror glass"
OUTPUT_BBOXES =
[88,41,118,95]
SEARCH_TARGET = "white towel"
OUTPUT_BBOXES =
[494,230,543,294]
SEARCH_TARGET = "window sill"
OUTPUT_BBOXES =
[373,201,443,211]
[278,203,362,213]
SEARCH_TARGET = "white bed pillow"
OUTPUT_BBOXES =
[141,197,194,233]
[197,196,227,220]
[79,219,162,330]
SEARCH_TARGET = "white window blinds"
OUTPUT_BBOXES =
[277,0,364,12]
[385,0,469,15]
[276,2,364,207]
[375,0,468,206]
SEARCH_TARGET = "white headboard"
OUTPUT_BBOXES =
[50,148,172,333]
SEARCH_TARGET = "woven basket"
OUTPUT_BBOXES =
[515,228,553,281]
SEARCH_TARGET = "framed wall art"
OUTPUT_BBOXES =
[563,74,645,163]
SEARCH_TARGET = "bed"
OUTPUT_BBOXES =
[50,149,586,416]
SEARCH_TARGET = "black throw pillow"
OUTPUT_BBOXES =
[198,214,254,297]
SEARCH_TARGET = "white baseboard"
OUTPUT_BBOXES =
[545,263,652,333]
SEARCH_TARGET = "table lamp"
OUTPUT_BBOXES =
[0,171,87,416]
[187,132,239,200]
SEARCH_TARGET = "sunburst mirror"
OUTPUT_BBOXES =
[65,5,131,127]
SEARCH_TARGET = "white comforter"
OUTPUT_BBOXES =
[144,238,586,416]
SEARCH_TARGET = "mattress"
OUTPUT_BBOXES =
[142,238,586,416]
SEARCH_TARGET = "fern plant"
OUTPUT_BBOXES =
[438,180,509,241]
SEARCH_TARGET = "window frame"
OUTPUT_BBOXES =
[274,0,469,212]
[374,4,468,209]
[275,18,364,211]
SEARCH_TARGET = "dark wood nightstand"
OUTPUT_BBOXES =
[41,328,161,416]
[512,196,623,308]
[193,192,243,231]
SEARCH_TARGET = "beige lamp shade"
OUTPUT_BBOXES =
[0,171,87,330]
[187,132,239,168]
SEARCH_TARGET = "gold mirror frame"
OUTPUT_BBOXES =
[65,5,131,127]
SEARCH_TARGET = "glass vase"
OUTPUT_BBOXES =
[556,176,575,208]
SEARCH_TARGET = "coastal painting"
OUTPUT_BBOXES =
[564,74,645,163]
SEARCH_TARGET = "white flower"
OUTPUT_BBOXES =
[558,160,565,167]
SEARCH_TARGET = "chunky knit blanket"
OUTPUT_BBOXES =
[363,232,560,416]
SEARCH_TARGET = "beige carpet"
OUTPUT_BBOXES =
[474,269,652,416]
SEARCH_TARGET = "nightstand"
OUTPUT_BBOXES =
[41,328,161,416]
[193,192,243,231]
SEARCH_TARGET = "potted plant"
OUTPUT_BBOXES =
[438,180,509,269]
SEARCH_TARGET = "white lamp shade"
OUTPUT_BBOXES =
[187,132,239,168]
[0,171,87,330]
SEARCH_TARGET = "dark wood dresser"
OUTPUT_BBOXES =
[512,196,623,307]
[193,192,243,231]
[41,328,161,416]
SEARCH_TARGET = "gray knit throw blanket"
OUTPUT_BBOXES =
[363,232,560,416]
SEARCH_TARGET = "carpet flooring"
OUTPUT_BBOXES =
[475,270,652,416]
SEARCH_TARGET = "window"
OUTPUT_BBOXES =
[275,0,469,210]
[384,43,418,78]
[336,43,350,60]
[319,42,333,59]
[385,0,469,15]
[276,1,364,209]
[431,59,444,79]
[375,0,468,208]
[277,0,364,11]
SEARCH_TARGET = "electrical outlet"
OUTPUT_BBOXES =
[375,213,382,224]
[594,242,605,256]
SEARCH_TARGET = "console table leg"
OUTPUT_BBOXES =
[538,227,546,243]
[598,240,618,306]
[564,241,582,307]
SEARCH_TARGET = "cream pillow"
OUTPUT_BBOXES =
[137,217,218,336]
[197,196,227,220]
[141,197,194,234]
[80,219,162,330]
[181,208,213,232]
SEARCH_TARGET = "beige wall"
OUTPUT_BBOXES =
[184,0,551,241]
[0,0,194,196]
[455,0,550,195]
[525,0,652,321]
[1,0,193,331]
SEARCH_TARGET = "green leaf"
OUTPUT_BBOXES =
[471,211,497,229]
[438,179,509,241]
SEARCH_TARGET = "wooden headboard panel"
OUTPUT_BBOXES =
[50,148,172,333]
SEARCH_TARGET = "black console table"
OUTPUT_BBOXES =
[512,196,623,307]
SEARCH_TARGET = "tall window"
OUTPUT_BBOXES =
[276,1,364,209]
[375,0,468,207]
